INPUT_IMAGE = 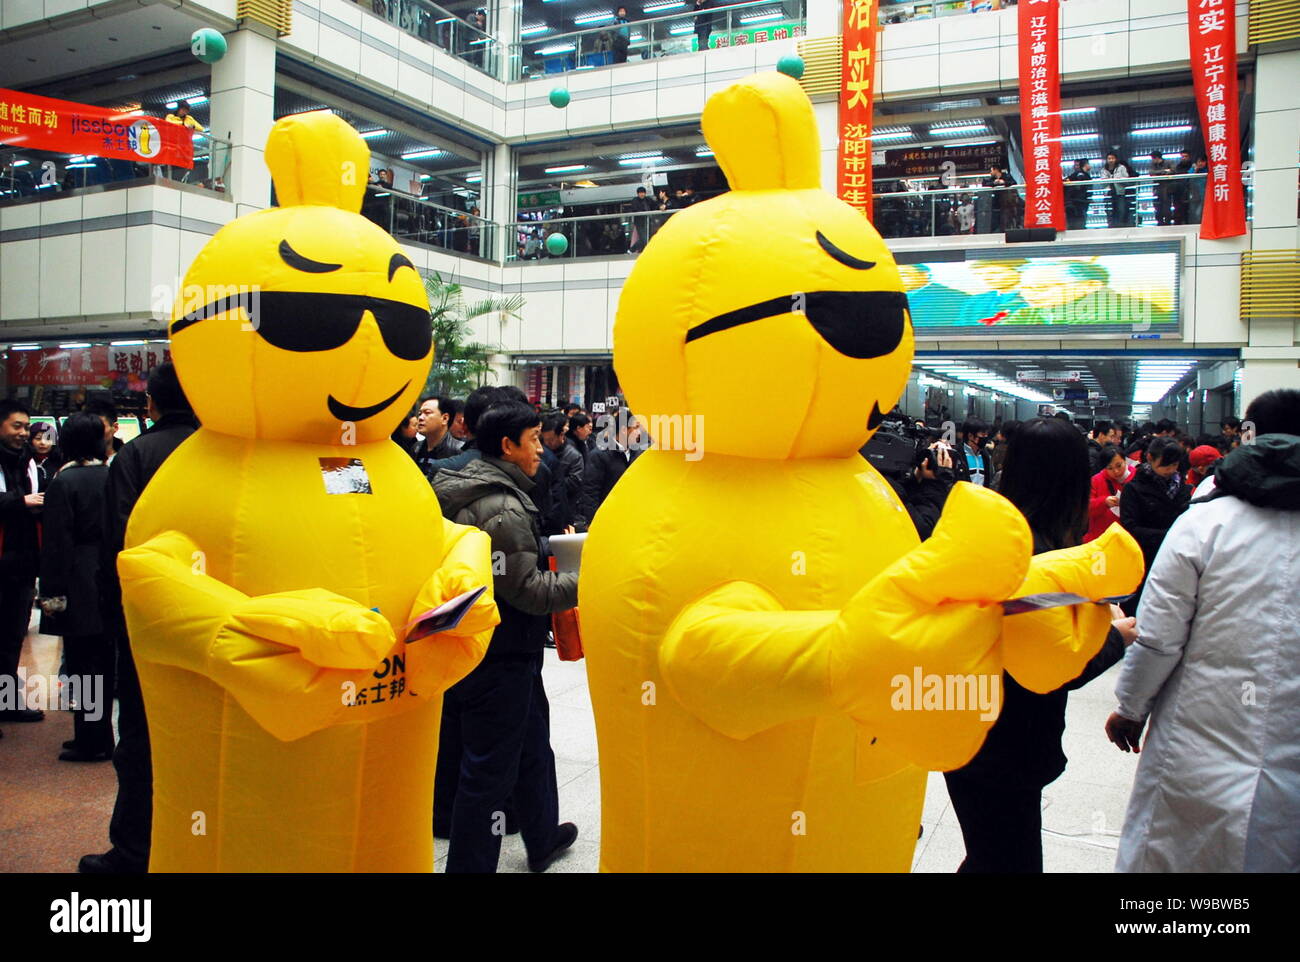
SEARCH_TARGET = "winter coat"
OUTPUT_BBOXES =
[418,438,480,479]
[432,457,577,659]
[0,442,42,578]
[99,412,198,639]
[557,436,586,500]
[889,470,953,541]
[1115,434,1300,872]
[409,431,462,478]
[39,462,109,637]
[1086,465,1134,542]
[1119,463,1190,569]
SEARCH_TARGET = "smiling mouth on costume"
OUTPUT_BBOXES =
[327,381,410,422]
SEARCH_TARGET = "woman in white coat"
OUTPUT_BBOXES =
[1106,389,1300,872]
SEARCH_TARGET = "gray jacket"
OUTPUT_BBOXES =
[433,457,578,657]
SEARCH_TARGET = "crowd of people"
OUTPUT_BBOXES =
[2,371,1296,874]
[874,393,1298,872]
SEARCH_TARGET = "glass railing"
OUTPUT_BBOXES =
[512,0,807,81]
[510,209,681,259]
[879,0,1013,25]
[0,134,234,204]
[871,173,1251,238]
[355,0,499,78]
[360,184,496,259]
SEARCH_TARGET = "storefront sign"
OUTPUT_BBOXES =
[1018,0,1064,230]
[0,88,194,169]
[1187,0,1246,239]
[837,0,880,219]
[879,144,1007,179]
[6,344,171,389]
[707,22,805,48]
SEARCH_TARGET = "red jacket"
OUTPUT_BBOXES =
[1086,465,1134,542]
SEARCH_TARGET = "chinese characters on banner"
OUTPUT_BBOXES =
[1187,0,1245,239]
[0,87,194,169]
[5,344,171,388]
[838,0,879,219]
[1019,0,1064,230]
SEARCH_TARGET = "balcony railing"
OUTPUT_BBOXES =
[361,184,496,259]
[879,0,1013,24]
[512,0,807,81]
[354,0,500,78]
[871,173,1251,239]
[0,134,234,204]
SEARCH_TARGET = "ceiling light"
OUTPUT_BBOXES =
[9,344,39,351]
[59,343,91,349]
[521,24,549,36]
[695,146,714,156]
[110,340,146,346]
[872,132,914,142]
[1056,107,1097,116]
[1131,125,1195,136]
[401,148,445,159]
[668,24,694,35]
[536,43,577,54]
[927,124,988,136]
[740,12,782,23]
[1054,133,1099,142]
[620,150,664,160]
[642,0,685,10]
[359,129,389,139]
[618,156,668,165]
[942,140,998,148]
[545,164,589,174]
[465,174,482,183]
[574,12,615,24]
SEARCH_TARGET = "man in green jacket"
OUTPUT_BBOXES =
[432,401,580,873]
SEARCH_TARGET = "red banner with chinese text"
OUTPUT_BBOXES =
[837,0,879,219]
[0,88,193,169]
[1187,0,1245,239]
[6,344,171,389]
[1019,0,1064,231]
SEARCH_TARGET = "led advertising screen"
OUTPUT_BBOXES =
[898,240,1182,338]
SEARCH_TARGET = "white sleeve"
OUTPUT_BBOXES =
[1114,512,1203,720]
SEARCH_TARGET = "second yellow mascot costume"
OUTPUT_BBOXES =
[118,113,499,872]
[579,73,1144,872]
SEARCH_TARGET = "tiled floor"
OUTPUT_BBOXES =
[4,619,1139,874]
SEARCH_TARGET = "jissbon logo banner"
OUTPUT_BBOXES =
[0,87,194,169]
[1186,0,1246,240]
[1019,0,1064,231]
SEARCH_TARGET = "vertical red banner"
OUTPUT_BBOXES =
[1187,0,1245,239]
[1019,0,1064,231]
[838,0,879,220]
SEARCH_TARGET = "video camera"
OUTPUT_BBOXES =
[860,415,947,479]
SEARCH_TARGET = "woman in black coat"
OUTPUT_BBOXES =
[1119,435,1190,615]
[943,417,1137,873]
[38,412,114,761]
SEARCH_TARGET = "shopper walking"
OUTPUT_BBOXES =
[1118,436,1189,615]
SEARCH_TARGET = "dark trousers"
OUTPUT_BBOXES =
[696,25,712,50]
[107,633,152,869]
[0,574,35,690]
[944,770,1044,873]
[443,652,559,873]
[63,632,115,753]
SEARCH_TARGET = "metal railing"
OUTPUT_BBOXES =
[360,184,496,259]
[0,134,234,203]
[354,0,500,78]
[513,0,807,81]
[510,209,681,259]
[871,172,1251,238]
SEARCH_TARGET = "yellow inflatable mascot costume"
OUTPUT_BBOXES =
[579,73,1143,872]
[118,112,500,872]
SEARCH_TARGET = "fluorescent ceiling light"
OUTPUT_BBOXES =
[620,150,664,160]
[741,12,783,23]
[419,174,432,181]
[536,43,576,54]
[695,146,714,156]
[66,162,96,169]
[9,344,39,351]
[927,124,988,136]
[359,129,389,139]
[521,24,549,36]
[942,140,998,148]
[872,132,914,142]
[1057,107,1097,116]
[1131,125,1195,136]
[465,174,482,183]
[642,0,685,10]
[10,159,29,167]
[575,12,615,24]
[669,25,693,35]
[545,164,589,173]
[1054,133,1099,142]
[165,95,207,109]
[618,156,668,165]
[401,148,445,159]
[59,343,91,349]
[110,340,145,346]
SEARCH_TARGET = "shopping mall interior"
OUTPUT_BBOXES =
[0,0,1298,887]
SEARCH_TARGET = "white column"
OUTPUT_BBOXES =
[486,141,514,261]
[495,0,520,81]
[209,26,278,216]
[1241,47,1300,409]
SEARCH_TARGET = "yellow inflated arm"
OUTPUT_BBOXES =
[1001,522,1145,693]
[659,484,1033,772]
[118,529,396,741]
[403,518,500,695]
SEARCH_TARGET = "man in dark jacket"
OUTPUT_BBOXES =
[577,413,644,528]
[539,412,575,533]
[1119,435,1190,616]
[410,395,462,476]
[949,419,991,488]
[1087,420,1112,475]
[432,402,579,873]
[79,363,198,874]
[0,399,44,726]
[422,385,527,481]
